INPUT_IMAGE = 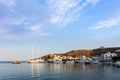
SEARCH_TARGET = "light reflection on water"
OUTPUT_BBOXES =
[0,63,120,80]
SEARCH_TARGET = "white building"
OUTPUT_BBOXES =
[53,55,62,61]
[80,56,86,60]
[100,52,117,61]
[92,56,99,60]
[116,49,120,52]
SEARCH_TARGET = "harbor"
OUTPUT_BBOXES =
[0,62,120,80]
[26,47,120,68]
[0,0,120,80]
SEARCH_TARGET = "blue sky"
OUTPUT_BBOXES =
[0,0,120,61]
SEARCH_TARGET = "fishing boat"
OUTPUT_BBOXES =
[12,61,21,64]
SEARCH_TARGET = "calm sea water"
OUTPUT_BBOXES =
[0,62,120,80]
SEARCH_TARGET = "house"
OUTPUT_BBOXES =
[100,52,117,62]
[53,55,62,61]
[80,56,86,60]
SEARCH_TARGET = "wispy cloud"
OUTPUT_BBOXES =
[0,0,99,40]
[0,0,16,12]
[47,0,99,26]
[86,0,99,5]
[92,16,120,30]
[46,0,80,25]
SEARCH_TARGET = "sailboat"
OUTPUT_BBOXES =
[37,47,46,63]
[27,46,45,63]
[28,46,39,63]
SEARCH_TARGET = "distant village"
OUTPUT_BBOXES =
[27,47,120,68]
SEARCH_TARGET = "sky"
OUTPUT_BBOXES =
[0,0,120,61]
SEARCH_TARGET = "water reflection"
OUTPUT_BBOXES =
[30,64,42,79]
[0,63,120,80]
[30,64,34,78]
[37,64,40,77]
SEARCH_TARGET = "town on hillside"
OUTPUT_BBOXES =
[27,47,120,68]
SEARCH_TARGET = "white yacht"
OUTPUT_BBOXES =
[39,58,46,63]
[28,58,46,63]
[28,59,39,63]
[27,46,41,64]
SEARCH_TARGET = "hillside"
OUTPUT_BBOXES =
[41,47,120,60]
[64,50,92,57]
[92,47,120,56]
[41,49,92,60]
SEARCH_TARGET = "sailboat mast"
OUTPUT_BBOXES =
[38,46,39,59]
[32,46,34,60]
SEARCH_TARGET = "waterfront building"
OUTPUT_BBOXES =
[100,52,117,62]
[53,55,62,61]
[80,56,86,60]
[79,56,87,64]
[115,49,120,52]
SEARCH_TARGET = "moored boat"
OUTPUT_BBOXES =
[54,60,62,64]
[27,59,39,64]
[115,61,120,68]
[85,60,90,64]
[66,60,75,64]
[91,60,99,64]
[12,61,21,64]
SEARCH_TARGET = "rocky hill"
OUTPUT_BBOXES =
[41,47,120,60]
[41,49,92,60]
[64,50,92,57]
[92,47,120,56]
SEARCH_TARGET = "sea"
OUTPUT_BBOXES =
[0,62,120,80]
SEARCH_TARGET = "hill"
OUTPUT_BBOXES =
[40,47,120,60]
[41,49,92,60]
[92,47,120,56]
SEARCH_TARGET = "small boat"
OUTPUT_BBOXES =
[92,60,99,64]
[66,60,75,64]
[54,60,62,64]
[12,61,21,64]
[62,60,66,64]
[115,61,120,68]
[75,60,80,64]
[85,60,90,64]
